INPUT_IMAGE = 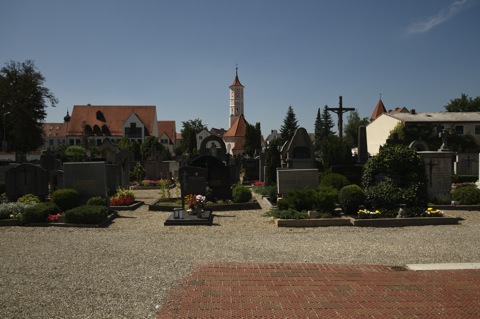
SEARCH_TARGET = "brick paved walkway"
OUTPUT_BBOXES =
[157,262,480,318]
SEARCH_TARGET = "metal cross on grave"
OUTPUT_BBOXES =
[326,96,355,142]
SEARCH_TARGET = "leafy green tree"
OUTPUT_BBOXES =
[343,110,369,147]
[64,146,87,162]
[0,60,57,152]
[244,122,261,157]
[320,135,353,170]
[116,137,141,160]
[321,105,335,137]
[314,108,323,152]
[180,118,206,154]
[140,136,170,160]
[444,93,480,112]
[280,105,299,144]
[265,137,282,185]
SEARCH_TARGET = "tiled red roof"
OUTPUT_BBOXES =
[224,114,248,137]
[370,99,387,122]
[158,120,176,143]
[67,105,157,136]
[43,122,67,137]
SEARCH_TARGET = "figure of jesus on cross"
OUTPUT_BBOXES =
[326,96,355,141]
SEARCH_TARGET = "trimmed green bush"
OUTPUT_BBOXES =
[65,205,109,224]
[23,202,61,223]
[314,186,338,214]
[451,185,480,205]
[452,175,478,184]
[232,184,252,203]
[18,194,41,206]
[51,188,80,211]
[285,188,317,211]
[264,209,308,219]
[0,202,27,219]
[338,185,365,215]
[362,144,428,212]
[86,196,107,206]
[320,173,350,190]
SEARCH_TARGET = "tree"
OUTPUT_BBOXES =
[321,105,335,137]
[140,136,170,160]
[444,93,480,112]
[180,118,206,154]
[343,110,369,147]
[320,135,353,170]
[313,108,323,152]
[265,137,281,185]
[280,105,299,144]
[0,60,57,152]
[244,122,262,157]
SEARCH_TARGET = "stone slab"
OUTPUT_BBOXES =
[164,209,213,226]
[406,263,480,271]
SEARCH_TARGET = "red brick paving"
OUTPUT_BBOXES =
[157,262,480,318]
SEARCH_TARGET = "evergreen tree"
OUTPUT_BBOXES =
[314,108,323,152]
[244,122,261,157]
[280,105,299,144]
[265,137,281,185]
[321,105,335,138]
[0,60,57,152]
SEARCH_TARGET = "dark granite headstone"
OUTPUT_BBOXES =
[198,135,227,163]
[99,138,119,164]
[145,150,166,180]
[5,163,49,201]
[357,125,368,164]
[189,155,232,199]
[63,162,107,202]
[243,158,259,183]
[179,165,208,203]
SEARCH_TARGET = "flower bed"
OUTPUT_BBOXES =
[109,200,144,211]
[149,198,261,211]
[348,215,460,227]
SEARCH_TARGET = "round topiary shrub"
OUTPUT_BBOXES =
[362,144,428,213]
[17,194,41,206]
[338,184,365,215]
[285,188,317,211]
[232,184,252,203]
[23,202,61,223]
[51,188,80,211]
[320,173,350,190]
[451,185,480,205]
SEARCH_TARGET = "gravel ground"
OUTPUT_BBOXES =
[1,189,479,319]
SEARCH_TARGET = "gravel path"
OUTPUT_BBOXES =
[1,190,479,319]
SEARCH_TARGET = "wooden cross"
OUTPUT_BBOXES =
[326,96,355,141]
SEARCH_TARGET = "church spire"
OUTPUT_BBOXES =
[229,66,245,128]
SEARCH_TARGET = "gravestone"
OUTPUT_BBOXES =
[243,158,259,184]
[281,127,316,169]
[99,138,119,164]
[277,168,319,196]
[455,153,478,176]
[63,162,108,202]
[145,150,167,180]
[179,165,208,205]
[418,151,454,201]
[5,164,49,201]
[357,125,368,164]
[198,135,227,163]
[190,155,232,199]
[117,150,134,188]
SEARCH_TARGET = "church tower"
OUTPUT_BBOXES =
[229,67,244,128]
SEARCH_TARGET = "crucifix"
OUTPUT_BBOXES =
[326,96,355,141]
[426,159,437,187]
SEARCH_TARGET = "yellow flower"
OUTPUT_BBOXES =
[427,207,433,211]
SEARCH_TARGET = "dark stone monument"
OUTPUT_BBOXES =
[357,125,368,164]
[179,165,208,207]
[243,158,259,183]
[198,135,227,163]
[281,127,316,169]
[5,164,49,201]
[189,155,232,199]
[117,150,134,188]
[63,162,108,202]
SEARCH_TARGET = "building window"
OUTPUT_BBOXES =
[455,125,464,135]
[125,122,142,138]
[475,125,480,135]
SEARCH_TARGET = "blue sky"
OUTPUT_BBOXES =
[1,0,479,136]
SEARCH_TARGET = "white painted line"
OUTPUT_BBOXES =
[406,263,480,271]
